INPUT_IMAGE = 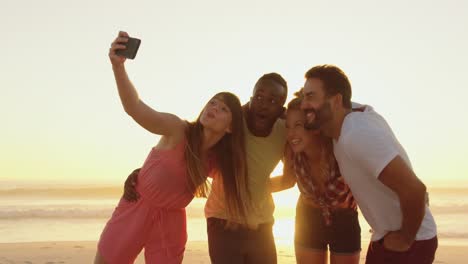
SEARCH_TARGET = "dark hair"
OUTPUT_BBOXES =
[305,65,352,108]
[256,72,288,100]
[185,92,251,225]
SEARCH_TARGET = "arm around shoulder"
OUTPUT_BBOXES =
[269,149,296,192]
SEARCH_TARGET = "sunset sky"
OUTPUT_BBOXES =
[1,0,467,188]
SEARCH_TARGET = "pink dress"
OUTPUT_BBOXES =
[98,140,194,264]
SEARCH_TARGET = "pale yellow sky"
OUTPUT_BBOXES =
[1,0,467,187]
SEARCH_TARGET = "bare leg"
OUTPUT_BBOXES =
[295,244,328,264]
[330,252,360,264]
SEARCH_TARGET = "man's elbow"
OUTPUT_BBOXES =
[420,182,427,195]
[415,179,427,197]
[405,179,427,204]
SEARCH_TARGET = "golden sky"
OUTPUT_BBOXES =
[1,0,467,187]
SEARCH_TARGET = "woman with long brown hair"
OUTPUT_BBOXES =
[271,95,361,264]
[94,31,250,264]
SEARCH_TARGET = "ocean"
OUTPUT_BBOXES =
[0,185,467,247]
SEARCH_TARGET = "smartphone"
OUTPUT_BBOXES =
[115,37,141,59]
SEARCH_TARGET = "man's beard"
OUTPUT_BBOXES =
[304,101,332,131]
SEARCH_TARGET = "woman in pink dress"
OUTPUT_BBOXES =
[94,31,250,264]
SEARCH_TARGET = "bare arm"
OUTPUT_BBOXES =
[379,156,427,251]
[109,31,185,137]
[270,152,296,192]
[270,173,296,192]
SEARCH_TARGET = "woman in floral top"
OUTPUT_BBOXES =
[270,96,361,264]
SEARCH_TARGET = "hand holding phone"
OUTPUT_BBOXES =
[115,36,141,60]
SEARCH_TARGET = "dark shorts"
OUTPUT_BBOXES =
[294,199,361,254]
[365,236,438,264]
[207,217,277,264]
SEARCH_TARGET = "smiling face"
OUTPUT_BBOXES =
[301,65,353,138]
[199,96,233,134]
[301,78,335,134]
[285,108,319,153]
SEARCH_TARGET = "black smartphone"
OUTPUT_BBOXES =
[115,37,141,59]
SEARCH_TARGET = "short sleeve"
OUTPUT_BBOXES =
[341,125,399,178]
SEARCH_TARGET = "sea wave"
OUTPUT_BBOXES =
[437,232,468,239]
[0,187,122,198]
[0,203,206,219]
[429,204,468,214]
[0,208,114,219]
[1,187,467,219]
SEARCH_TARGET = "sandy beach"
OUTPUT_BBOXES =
[0,240,465,264]
[2,187,466,264]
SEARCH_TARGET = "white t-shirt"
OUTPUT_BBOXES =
[333,104,437,241]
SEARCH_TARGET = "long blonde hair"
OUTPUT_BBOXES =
[184,92,251,224]
[286,95,336,192]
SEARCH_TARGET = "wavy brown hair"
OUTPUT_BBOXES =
[184,92,251,224]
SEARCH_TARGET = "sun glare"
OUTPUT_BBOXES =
[271,161,300,246]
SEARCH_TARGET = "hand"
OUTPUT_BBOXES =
[335,192,356,209]
[382,230,414,252]
[123,168,141,202]
[109,31,129,67]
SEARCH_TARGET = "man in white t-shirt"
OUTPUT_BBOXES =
[300,64,437,264]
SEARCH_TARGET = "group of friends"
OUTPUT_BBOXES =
[93,31,438,264]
